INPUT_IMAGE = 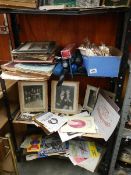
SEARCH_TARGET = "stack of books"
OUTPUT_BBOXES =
[0,0,38,9]
[12,41,57,64]
[1,41,58,80]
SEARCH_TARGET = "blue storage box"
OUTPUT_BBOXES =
[82,47,122,77]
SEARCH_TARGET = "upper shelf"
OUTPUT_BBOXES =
[0,6,129,15]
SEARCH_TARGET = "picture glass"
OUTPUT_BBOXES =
[23,85,43,108]
[55,85,74,110]
[87,90,97,109]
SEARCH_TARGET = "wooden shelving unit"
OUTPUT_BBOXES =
[0,80,17,129]
[0,5,131,175]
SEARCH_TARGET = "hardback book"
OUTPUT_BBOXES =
[12,41,56,54]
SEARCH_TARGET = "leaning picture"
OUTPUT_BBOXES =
[18,81,48,112]
[51,81,79,114]
[83,85,99,112]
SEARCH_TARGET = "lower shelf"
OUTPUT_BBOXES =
[18,157,100,175]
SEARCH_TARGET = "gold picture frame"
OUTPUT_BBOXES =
[18,81,48,112]
[51,81,79,114]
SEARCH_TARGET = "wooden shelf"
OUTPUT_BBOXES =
[0,103,19,129]
[0,107,8,129]
[0,80,17,99]
[0,6,129,15]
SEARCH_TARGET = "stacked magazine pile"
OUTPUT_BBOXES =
[1,41,58,80]
[14,111,100,140]
[34,112,68,135]
[12,41,57,64]
[20,135,103,172]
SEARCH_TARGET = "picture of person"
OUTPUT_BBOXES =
[55,85,74,110]
[24,85,43,108]
[87,90,97,109]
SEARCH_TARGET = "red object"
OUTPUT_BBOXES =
[68,120,86,128]
[61,43,76,59]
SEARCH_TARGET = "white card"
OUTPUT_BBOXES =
[92,94,120,141]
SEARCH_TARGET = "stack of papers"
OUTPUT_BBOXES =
[21,135,103,173]
[58,112,97,142]
[67,140,102,172]
[1,62,54,81]
[34,112,68,134]
[21,135,69,160]
[21,135,102,172]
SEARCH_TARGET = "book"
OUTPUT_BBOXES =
[12,41,56,54]
[26,135,42,153]
[14,63,55,76]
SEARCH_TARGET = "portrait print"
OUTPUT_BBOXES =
[18,81,48,112]
[83,85,99,112]
[24,85,43,108]
[51,81,79,114]
[55,85,74,110]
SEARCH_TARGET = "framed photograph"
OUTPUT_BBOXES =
[18,81,48,112]
[102,90,116,101]
[83,85,99,112]
[51,81,79,114]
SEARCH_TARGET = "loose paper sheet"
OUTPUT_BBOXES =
[60,116,96,133]
[58,112,90,142]
[35,112,68,133]
[92,94,120,141]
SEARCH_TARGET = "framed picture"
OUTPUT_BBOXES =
[83,85,99,112]
[102,90,116,101]
[51,81,79,114]
[18,81,48,112]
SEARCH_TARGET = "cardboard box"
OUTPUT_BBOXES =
[82,47,122,77]
[103,0,131,7]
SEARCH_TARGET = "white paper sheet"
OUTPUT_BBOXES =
[60,116,96,133]
[78,154,101,172]
[35,112,68,133]
[58,130,83,142]
[92,94,120,141]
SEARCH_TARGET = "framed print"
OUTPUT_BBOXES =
[83,85,99,112]
[51,81,79,114]
[18,81,48,112]
[102,90,116,101]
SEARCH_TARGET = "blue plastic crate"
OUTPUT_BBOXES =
[82,47,122,77]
